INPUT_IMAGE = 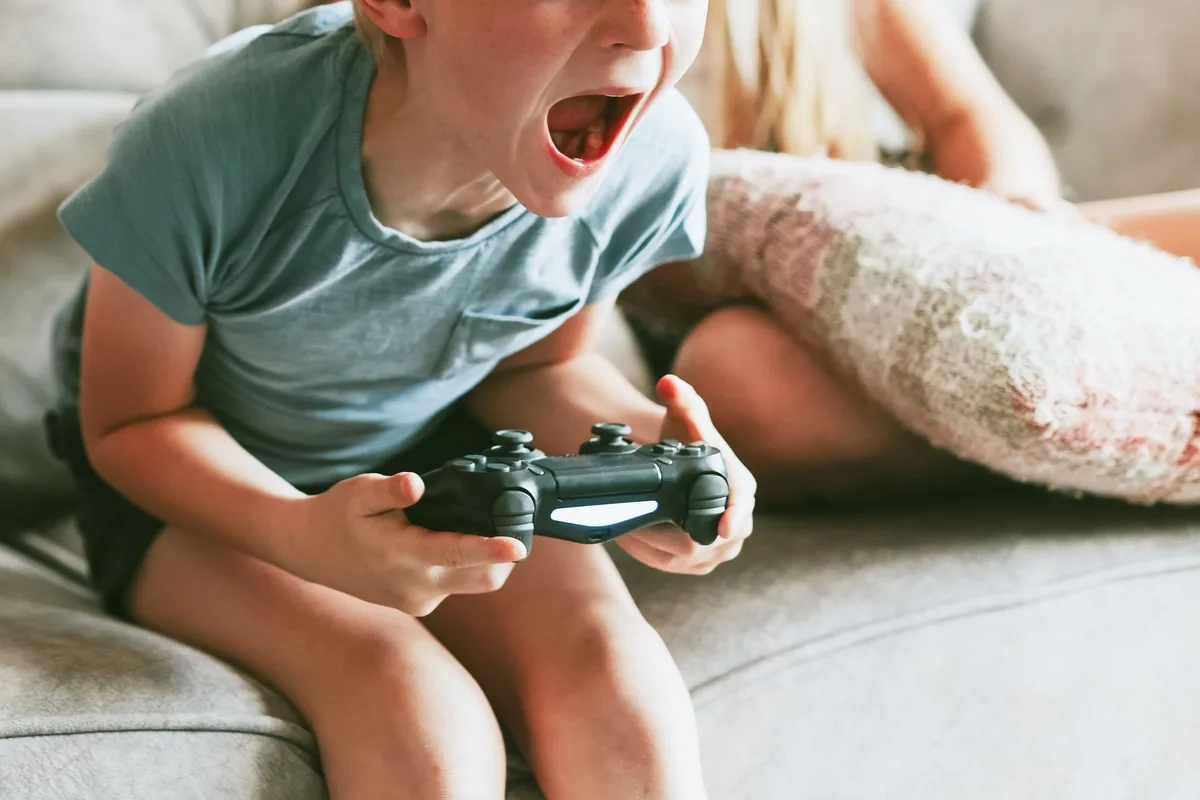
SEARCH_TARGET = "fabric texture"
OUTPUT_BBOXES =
[620,149,1200,505]
[52,4,710,488]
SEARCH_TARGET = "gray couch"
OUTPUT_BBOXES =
[4,2,1200,798]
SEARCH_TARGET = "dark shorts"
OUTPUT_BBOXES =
[43,406,493,620]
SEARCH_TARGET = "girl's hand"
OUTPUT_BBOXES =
[614,375,757,575]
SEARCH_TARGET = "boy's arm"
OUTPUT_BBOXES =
[464,299,667,455]
[855,0,1065,208]
[80,264,310,568]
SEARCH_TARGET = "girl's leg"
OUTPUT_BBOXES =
[423,537,707,800]
[671,305,1002,509]
[130,526,509,800]
[1080,188,1200,262]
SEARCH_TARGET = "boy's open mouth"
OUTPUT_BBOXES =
[546,93,642,163]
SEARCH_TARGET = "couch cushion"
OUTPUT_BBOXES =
[0,213,94,530]
[8,491,1200,798]
[976,0,1200,200]
[0,0,314,93]
[0,542,327,799]
[620,491,1200,798]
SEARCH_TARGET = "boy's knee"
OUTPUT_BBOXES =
[526,605,688,710]
[316,625,507,800]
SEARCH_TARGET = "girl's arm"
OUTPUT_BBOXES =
[855,0,1066,210]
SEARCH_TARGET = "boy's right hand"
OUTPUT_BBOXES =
[292,472,527,616]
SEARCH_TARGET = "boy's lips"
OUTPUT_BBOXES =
[545,89,647,179]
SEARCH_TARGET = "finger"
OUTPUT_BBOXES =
[718,474,757,541]
[629,525,710,558]
[358,472,425,515]
[415,529,528,569]
[432,562,517,595]
[616,534,690,573]
[655,374,713,443]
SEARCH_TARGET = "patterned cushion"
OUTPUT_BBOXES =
[620,149,1200,504]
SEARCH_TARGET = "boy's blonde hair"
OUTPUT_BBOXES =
[352,1,395,61]
[710,0,878,161]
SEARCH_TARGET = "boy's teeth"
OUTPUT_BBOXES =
[582,117,606,160]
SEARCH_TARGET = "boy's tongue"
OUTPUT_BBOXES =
[548,95,608,132]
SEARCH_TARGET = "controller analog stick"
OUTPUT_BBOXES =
[491,429,536,458]
[580,422,638,455]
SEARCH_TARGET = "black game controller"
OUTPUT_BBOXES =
[406,423,730,555]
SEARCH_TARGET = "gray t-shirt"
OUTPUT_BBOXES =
[52,4,709,487]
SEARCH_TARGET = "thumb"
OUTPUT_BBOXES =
[656,374,711,440]
[356,472,425,515]
[418,529,528,568]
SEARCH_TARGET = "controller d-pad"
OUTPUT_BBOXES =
[651,442,679,455]
[486,463,512,473]
[450,459,478,472]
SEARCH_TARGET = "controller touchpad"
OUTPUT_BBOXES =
[551,457,662,499]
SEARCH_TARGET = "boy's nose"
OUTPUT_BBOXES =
[599,0,671,51]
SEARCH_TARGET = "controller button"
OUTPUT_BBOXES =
[655,457,674,466]
[661,439,682,449]
[486,463,512,473]
[528,464,546,475]
[679,444,706,457]
[450,459,477,472]
[466,454,488,465]
[492,490,536,517]
[650,442,679,455]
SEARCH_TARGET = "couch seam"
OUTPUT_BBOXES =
[691,552,1200,706]
[0,712,317,758]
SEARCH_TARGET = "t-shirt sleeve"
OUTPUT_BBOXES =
[58,74,230,325]
[585,92,711,305]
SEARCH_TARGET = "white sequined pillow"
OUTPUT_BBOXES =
[621,149,1200,505]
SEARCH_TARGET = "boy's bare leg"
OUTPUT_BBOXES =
[1080,188,1200,262]
[129,526,509,800]
[671,305,1002,509]
[424,537,707,800]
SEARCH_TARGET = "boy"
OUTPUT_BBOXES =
[44,1,756,798]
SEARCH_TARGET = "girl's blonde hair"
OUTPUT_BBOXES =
[710,0,878,161]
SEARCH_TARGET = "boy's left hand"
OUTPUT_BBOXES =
[614,375,757,576]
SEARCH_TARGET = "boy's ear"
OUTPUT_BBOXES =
[357,0,427,39]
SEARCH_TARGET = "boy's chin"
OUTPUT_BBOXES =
[515,178,604,219]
